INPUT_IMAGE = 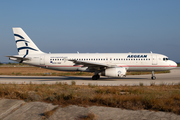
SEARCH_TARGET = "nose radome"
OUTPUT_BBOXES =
[174,62,177,67]
[170,60,177,67]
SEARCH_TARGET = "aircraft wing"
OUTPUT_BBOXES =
[69,59,117,69]
[6,56,30,61]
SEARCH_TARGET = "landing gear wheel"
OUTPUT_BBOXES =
[92,75,97,80]
[151,76,156,80]
[151,71,156,80]
[92,75,100,80]
[97,74,100,79]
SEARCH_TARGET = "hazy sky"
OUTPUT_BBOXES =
[0,0,180,62]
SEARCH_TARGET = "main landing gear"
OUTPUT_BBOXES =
[151,71,156,80]
[92,74,100,80]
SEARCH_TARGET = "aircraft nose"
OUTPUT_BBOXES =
[171,61,177,68]
[174,62,177,67]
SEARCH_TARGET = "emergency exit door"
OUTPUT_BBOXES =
[40,55,45,65]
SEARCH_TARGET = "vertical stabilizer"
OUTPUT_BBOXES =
[13,27,44,55]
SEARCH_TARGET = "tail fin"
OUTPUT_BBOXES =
[13,27,44,55]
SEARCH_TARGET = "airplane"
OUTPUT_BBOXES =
[7,27,177,80]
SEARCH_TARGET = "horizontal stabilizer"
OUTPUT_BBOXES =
[6,56,30,61]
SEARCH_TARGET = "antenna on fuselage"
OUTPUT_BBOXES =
[77,51,79,54]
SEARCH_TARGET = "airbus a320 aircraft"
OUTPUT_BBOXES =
[7,28,177,80]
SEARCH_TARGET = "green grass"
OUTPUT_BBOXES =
[177,64,180,67]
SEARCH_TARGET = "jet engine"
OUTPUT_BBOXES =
[101,67,126,77]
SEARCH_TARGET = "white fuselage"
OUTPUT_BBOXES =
[22,53,177,72]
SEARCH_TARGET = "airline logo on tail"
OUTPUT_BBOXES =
[14,33,39,63]
[13,27,44,55]
[14,34,38,53]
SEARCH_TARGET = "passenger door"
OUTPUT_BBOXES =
[152,55,157,65]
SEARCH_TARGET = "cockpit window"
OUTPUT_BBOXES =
[163,58,168,61]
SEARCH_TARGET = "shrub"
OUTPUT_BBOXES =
[139,82,144,86]
[71,81,76,85]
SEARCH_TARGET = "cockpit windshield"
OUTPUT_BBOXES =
[163,58,169,61]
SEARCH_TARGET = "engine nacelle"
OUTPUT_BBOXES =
[101,67,126,77]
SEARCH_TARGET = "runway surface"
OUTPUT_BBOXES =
[0,68,179,86]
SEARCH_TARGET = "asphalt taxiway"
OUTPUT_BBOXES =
[0,68,179,86]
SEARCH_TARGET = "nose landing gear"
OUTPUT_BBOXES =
[151,71,156,80]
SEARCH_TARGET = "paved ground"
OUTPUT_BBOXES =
[0,68,179,86]
[0,99,180,120]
